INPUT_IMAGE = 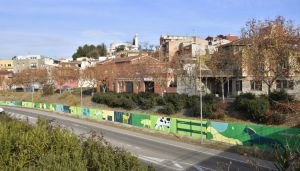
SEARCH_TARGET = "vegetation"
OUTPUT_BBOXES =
[72,44,107,60]
[274,144,300,170]
[233,90,297,124]
[0,113,153,170]
[92,92,220,118]
[241,16,300,95]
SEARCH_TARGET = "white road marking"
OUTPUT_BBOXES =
[139,155,165,163]
[172,161,183,169]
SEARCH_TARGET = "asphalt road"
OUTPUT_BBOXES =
[2,106,277,171]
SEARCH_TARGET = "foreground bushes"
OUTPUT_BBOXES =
[0,114,153,170]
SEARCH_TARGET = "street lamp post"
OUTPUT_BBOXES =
[31,83,34,108]
[199,56,203,144]
[80,86,83,107]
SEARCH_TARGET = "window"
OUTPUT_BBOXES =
[236,80,242,91]
[276,80,294,90]
[250,80,262,91]
[8,64,11,67]
[279,60,289,69]
[297,57,300,64]
[257,64,265,72]
[30,63,37,68]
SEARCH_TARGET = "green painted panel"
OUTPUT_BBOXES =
[34,103,42,109]
[0,101,6,105]
[132,113,150,128]
[49,104,56,111]
[22,102,33,108]
[175,118,206,138]
[89,108,103,120]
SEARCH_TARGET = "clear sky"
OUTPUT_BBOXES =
[0,0,299,59]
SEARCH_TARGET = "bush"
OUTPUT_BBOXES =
[234,93,271,123]
[234,93,256,111]
[192,102,215,118]
[140,99,155,110]
[164,93,186,112]
[121,98,136,110]
[246,98,270,122]
[159,103,175,115]
[0,116,151,170]
[270,89,294,102]
[155,96,166,106]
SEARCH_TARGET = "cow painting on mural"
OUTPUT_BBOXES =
[155,117,171,131]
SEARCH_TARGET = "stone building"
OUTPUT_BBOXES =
[159,35,209,62]
[12,55,57,73]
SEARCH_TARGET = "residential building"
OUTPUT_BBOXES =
[159,35,209,61]
[12,55,58,73]
[177,38,300,100]
[0,60,13,71]
[96,55,176,95]
[107,34,139,57]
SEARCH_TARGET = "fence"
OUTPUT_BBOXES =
[1,100,299,151]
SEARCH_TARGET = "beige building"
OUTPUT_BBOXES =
[177,39,300,100]
[159,35,209,62]
[13,55,57,73]
[0,60,13,71]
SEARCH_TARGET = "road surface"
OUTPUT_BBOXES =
[2,106,276,171]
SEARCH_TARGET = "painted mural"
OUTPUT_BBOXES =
[207,121,300,150]
[132,113,150,128]
[174,118,207,138]
[150,115,172,132]
[1,100,300,151]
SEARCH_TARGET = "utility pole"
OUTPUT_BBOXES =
[80,86,83,107]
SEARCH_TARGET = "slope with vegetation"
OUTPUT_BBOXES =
[0,113,153,170]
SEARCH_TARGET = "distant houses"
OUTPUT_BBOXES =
[0,32,299,100]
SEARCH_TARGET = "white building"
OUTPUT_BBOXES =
[108,34,139,56]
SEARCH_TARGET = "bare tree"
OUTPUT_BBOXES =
[52,66,79,94]
[241,16,300,95]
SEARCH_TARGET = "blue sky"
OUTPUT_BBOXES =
[0,0,299,59]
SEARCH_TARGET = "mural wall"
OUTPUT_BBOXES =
[1,100,299,151]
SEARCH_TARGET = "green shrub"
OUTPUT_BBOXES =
[121,98,136,110]
[159,103,175,115]
[234,93,256,111]
[140,99,155,110]
[155,96,166,106]
[164,93,185,112]
[270,89,294,102]
[192,102,215,118]
[203,94,219,104]
[246,98,270,123]
[0,117,151,170]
